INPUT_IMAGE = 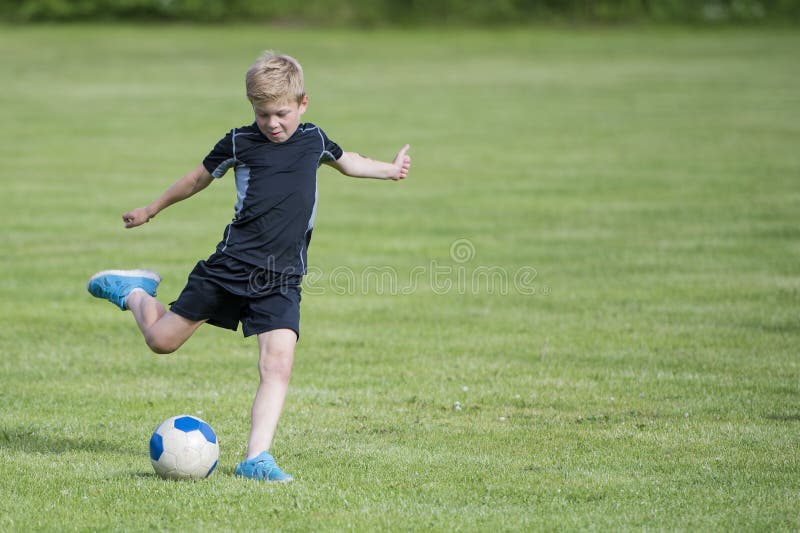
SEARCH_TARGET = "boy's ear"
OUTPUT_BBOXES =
[299,95,309,114]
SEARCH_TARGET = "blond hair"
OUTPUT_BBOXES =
[246,51,305,103]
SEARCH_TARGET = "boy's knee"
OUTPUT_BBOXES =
[145,333,179,355]
[258,347,294,380]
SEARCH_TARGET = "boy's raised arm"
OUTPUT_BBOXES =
[122,164,214,228]
[328,144,411,181]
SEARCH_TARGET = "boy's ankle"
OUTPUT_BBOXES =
[124,287,148,309]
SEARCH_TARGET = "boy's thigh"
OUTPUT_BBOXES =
[150,311,206,346]
[170,270,242,332]
[256,329,298,361]
[242,286,301,339]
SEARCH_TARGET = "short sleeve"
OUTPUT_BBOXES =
[203,129,236,178]
[318,127,343,164]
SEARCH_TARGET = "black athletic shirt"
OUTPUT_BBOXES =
[202,122,343,275]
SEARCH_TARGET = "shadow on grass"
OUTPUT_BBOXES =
[122,470,234,480]
[126,471,159,479]
[765,413,800,422]
[0,426,131,454]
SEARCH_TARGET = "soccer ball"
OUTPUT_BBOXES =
[149,415,219,480]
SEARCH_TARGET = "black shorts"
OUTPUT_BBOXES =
[170,252,302,338]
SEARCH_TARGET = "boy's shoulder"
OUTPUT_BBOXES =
[296,122,324,135]
[211,123,261,144]
[230,122,261,136]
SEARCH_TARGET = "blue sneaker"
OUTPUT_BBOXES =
[87,269,161,311]
[235,451,293,482]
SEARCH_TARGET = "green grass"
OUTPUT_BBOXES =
[1,24,799,531]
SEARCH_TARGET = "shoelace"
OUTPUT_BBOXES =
[252,459,278,479]
[96,277,126,293]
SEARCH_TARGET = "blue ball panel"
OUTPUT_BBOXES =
[174,416,201,433]
[198,421,217,444]
[206,459,218,478]
[149,432,164,461]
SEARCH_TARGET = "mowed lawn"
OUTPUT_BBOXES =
[1,24,798,531]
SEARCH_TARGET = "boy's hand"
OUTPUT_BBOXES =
[122,207,153,228]
[392,144,411,181]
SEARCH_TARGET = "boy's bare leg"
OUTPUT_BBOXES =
[247,328,297,458]
[126,290,205,354]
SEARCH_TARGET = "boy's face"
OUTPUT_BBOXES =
[252,96,308,143]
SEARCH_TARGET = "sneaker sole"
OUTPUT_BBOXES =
[87,269,161,290]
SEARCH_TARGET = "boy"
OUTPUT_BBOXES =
[87,51,411,482]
